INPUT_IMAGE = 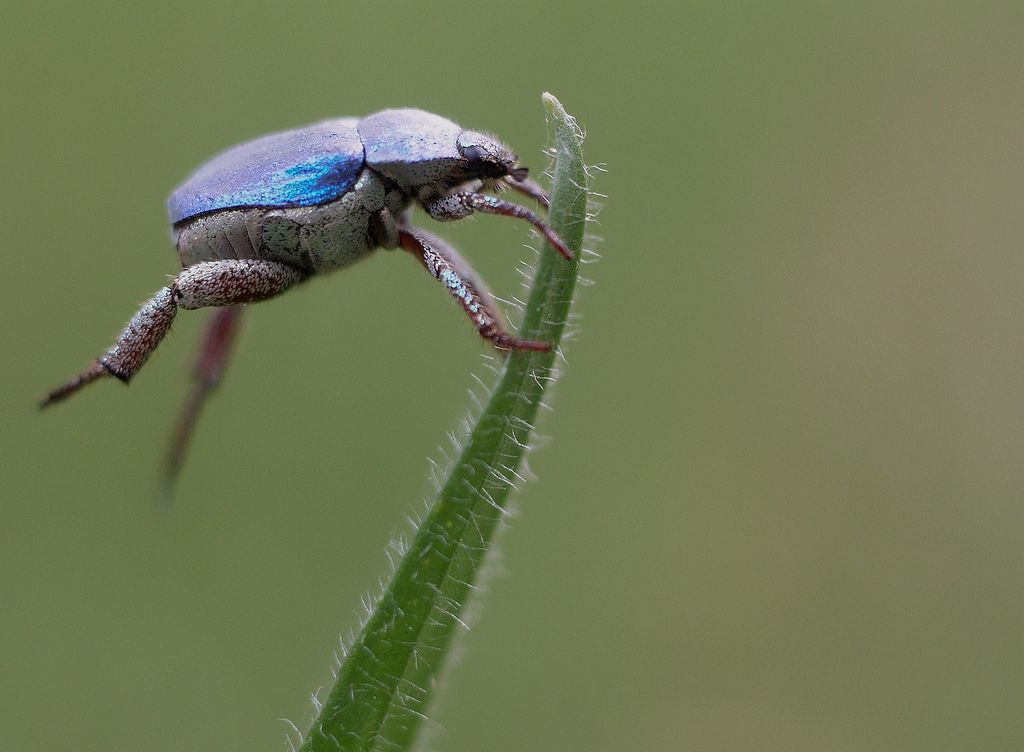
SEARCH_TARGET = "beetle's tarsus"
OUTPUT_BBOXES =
[508,175,551,209]
[539,223,573,260]
[40,361,109,408]
[492,335,552,352]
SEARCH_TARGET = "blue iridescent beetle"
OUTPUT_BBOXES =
[43,108,571,485]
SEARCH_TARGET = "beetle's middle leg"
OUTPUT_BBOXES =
[41,259,304,407]
[399,227,550,352]
[162,306,245,491]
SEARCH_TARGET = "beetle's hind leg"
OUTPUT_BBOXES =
[41,259,304,408]
[40,285,179,407]
[399,227,550,352]
[162,306,244,493]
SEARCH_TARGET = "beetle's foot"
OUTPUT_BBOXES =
[491,334,552,353]
[40,361,110,408]
[507,174,551,209]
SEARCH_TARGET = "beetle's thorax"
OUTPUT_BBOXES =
[357,110,517,201]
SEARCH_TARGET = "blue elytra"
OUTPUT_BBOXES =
[167,118,365,224]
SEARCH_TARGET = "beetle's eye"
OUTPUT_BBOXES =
[462,145,508,179]
[462,145,486,165]
[462,145,488,173]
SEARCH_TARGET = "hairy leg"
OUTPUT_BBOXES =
[42,259,303,407]
[422,191,572,261]
[399,227,550,352]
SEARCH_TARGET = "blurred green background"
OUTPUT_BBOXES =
[3,2,1022,749]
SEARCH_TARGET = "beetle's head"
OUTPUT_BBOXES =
[456,131,528,189]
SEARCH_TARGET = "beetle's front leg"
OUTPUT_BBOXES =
[507,174,551,209]
[41,260,303,407]
[422,192,573,261]
[399,227,550,352]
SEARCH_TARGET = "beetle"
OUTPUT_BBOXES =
[42,108,571,486]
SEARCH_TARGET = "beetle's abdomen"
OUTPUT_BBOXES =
[167,118,364,224]
[175,168,399,273]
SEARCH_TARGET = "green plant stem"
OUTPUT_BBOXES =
[298,93,587,752]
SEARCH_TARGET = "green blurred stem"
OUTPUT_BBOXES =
[298,93,587,752]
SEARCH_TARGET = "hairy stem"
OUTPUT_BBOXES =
[297,93,588,752]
